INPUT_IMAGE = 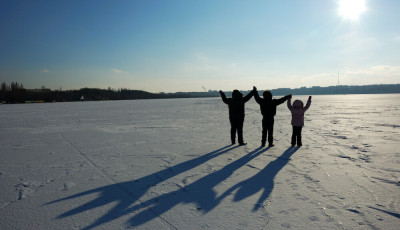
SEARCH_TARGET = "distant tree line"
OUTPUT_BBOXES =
[1,82,399,104]
[0,82,219,103]
[267,84,400,96]
[1,82,26,103]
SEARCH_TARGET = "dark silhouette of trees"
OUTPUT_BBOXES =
[1,82,399,104]
[1,82,25,103]
[0,83,221,103]
[268,84,400,96]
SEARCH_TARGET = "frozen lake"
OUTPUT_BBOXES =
[1,94,399,229]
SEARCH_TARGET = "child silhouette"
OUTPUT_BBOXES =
[287,96,312,147]
[220,89,254,145]
[253,86,291,147]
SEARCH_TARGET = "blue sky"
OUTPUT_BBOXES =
[1,0,399,92]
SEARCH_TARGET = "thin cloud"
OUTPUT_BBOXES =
[41,69,51,73]
[181,53,216,72]
[335,32,380,52]
[346,65,400,77]
[277,65,400,88]
[112,68,123,73]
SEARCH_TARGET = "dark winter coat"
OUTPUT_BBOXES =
[220,90,254,120]
[254,91,291,120]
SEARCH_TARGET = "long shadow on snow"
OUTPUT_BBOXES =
[46,144,238,230]
[126,146,270,227]
[371,177,400,187]
[368,206,400,219]
[218,146,300,211]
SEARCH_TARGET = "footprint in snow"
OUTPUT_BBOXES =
[63,182,76,190]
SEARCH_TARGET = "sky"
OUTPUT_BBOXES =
[1,0,399,93]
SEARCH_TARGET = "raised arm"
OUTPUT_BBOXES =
[303,96,312,111]
[253,86,262,104]
[243,89,255,103]
[219,90,229,104]
[287,97,293,111]
[275,94,291,106]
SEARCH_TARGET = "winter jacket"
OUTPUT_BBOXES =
[220,90,254,120]
[254,92,291,119]
[287,98,311,126]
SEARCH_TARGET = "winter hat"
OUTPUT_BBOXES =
[232,90,243,98]
[293,100,303,108]
[262,91,272,100]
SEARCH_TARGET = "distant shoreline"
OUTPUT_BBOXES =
[258,84,400,96]
[1,84,399,104]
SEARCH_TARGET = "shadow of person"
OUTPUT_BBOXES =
[126,146,270,227]
[370,177,400,187]
[217,147,300,211]
[368,206,400,219]
[46,145,238,230]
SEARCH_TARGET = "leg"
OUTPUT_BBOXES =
[230,120,236,145]
[261,119,267,146]
[297,126,303,146]
[267,120,274,146]
[237,119,245,145]
[291,126,296,146]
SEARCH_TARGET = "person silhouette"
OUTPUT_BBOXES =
[219,89,254,145]
[287,96,312,147]
[253,86,291,147]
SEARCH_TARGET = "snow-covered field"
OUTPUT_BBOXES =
[1,94,399,230]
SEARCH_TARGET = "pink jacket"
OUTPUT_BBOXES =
[287,98,311,126]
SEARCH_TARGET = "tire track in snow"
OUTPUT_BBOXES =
[55,125,177,230]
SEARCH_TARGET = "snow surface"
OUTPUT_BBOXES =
[0,94,399,230]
